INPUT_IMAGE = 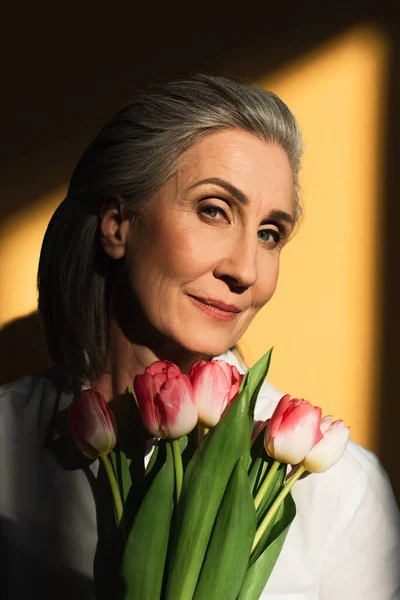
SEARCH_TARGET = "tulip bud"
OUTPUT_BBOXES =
[302,416,350,473]
[188,360,244,428]
[213,360,244,403]
[264,394,323,465]
[68,389,117,458]
[134,360,198,439]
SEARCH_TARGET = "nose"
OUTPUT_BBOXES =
[213,232,258,290]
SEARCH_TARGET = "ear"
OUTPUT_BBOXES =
[99,198,132,259]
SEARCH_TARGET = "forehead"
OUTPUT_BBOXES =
[176,129,294,213]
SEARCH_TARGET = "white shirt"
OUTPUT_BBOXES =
[0,354,399,599]
[222,351,400,599]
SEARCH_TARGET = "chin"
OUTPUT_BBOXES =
[176,332,236,360]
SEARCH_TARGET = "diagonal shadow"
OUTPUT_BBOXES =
[1,15,399,508]
[376,20,400,507]
[0,311,52,386]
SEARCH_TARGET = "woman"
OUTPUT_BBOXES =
[1,75,399,599]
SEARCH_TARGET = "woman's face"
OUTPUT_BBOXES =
[123,129,294,358]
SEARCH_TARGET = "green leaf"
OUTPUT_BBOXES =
[240,347,274,424]
[122,441,174,600]
[110,444,132,504]
[144,442,159,476]
[178,434,188,454]
[256,463,286,517]
[248,423,269,494]
[249,456,268,497]
[164,387,252,600]
[193,457,256,600]
[237,493,296,600]
[144,430,188,481]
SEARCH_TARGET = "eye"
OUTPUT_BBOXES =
[199,203,229,222]
[257,228,281,247]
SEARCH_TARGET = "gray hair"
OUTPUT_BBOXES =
[69,74,302,219]
[38,74,303,380]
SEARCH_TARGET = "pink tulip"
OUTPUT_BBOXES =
[302,415,350,473]
[68,389,117,458]
[133,360,198,439]
[264,394,323,464]
[188,360,244,428]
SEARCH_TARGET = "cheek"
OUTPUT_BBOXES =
[158,231,212,280]
[254,257,280,309]
[129,220,214,288]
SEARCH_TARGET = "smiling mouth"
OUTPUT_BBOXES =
[188,295,242,321]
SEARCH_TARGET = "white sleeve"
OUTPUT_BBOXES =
[319,444,400,599]
[219,350,400,598]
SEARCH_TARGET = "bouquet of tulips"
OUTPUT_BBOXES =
[68,349,350,600]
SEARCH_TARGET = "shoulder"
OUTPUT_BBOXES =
[0,367,70,444]
[299,438,398,522]
[0,374,37,412]
[0,369,59,408]
[314,441,400,597]
[216,350,397,499]
[219,350,400,595]
[219,349,399,535]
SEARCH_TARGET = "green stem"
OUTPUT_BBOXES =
[203,427,210,436]
[252,465,306,552]
[171,438,183,503]
[254,459,280,511]
[100,454,124,527]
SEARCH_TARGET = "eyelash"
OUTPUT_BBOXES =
[258,229,282,246]
[199,203,283,248]
[200,205,226,220]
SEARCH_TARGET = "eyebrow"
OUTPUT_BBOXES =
[189,177,294,229]
[190,177,249,205]
[264,210,294,229]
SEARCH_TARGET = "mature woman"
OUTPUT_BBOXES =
[1,75,399,599]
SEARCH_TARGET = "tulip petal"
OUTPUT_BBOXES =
[157,376,197,439]
[86,396,117,454]
[135,362,199,439]
[134,373,162,437]
[266,394,293,439]
[303,420,350,473]
[146,360,181,377]
[166,362,183,378]
[153,373,168,394]
[228,366,243,402]
[211,360,232,379]
[320,415,333,433]
[264,397,323,464]
[68,390,117,458]
[211,361,243,403]
[190,362,231,428]
[278,402,323,441]
[273,405,322,464]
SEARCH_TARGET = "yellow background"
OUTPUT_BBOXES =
[242,26,387,452]
[0,26,388,455]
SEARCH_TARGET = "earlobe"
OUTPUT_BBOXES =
[99,199,132,260]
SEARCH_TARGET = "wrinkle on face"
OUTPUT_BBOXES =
[118,129,294,359]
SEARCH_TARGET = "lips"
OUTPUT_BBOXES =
[189,296,242,313]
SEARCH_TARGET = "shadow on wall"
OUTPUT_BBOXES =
[0,17,358,228]
[1,14,400,509]
[0,312,52,386]
[378,22,400,514]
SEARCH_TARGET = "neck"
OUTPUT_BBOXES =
[90,300,206,404]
